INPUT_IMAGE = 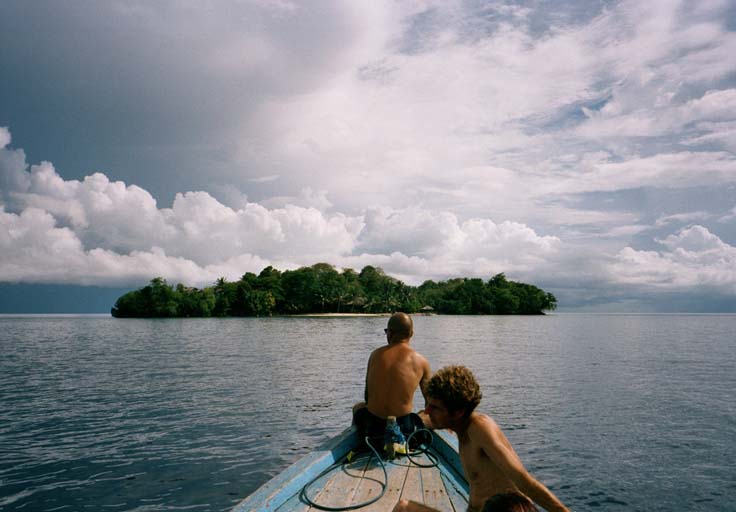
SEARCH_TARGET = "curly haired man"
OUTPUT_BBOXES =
[395,365,569,512]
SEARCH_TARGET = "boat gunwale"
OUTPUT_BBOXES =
[232,427,358,512]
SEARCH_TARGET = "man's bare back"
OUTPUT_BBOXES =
[354,312,431,420]
[366,342,430,418]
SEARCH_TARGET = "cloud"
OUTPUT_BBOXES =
[610,225,736,292]
[0,205,274,286]
[545,151,736,195]
[655,211,712,227]
[0,127,563,288]
[577,88,736,138]
[684,121,736,152]
[353,207,561,280]
[3,0,736,310]
[248,175,280,184]
[217,0,736,224]
[0,126,10,148]
[718,206,736,223]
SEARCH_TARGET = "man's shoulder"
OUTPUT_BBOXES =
[468,412,500,439]
[412,349,430,368]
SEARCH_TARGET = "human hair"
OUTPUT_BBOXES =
[482,493,539,512]
[426,365,482,416]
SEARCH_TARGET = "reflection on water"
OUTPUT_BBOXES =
[1,314,735,511]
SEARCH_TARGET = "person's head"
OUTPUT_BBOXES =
[482,493,539,512]
[385,312,413,343]
[425,365,482,427]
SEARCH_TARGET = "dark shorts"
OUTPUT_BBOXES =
[479,492,535,512]
[352,407,426,445]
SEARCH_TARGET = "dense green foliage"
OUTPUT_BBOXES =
[111,264,556,317]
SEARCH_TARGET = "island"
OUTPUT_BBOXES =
[111,263,556,318]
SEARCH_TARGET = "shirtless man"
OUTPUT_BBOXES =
[394,366,569,512]
[352,312,432,438]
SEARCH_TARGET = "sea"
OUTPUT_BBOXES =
[1,314,734,511]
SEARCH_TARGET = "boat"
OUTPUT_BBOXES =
[233,425,469,511]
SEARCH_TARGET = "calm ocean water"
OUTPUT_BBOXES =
[1,314,734,511]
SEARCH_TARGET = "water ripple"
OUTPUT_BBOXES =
[1,315,735,511]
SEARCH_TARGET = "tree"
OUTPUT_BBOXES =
[281,267,318,313]
[341,268,365,312]
[213,277,234,316]
[111,267,557,317]
[311,263,344,312]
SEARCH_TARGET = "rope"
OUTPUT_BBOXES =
[403,428,440,468]
[299,428,439,511]
[300,436,388,511]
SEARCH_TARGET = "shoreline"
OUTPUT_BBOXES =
[284,313,390,317]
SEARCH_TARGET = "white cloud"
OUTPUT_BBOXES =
[684,121,736,152]
[718,206,736,223]
[0,126,10,148]
[546,151,736,194]
[655,211,712,227]
[3,0,736,309]
[248,175,280,184]
[577,88,736,138]
[353,207,560,279]
[216,0,736,223]
[656,224,729,252]
[1,130,563,287]
[610,225,736,291]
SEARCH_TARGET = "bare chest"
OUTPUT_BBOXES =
[458,436,518,502]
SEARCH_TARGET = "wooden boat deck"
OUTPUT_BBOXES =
[277,451,468,511]
[233,427,469,512]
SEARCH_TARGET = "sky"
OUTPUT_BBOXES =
[1,0,736,313]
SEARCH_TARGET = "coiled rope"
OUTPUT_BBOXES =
[300,428,438,511]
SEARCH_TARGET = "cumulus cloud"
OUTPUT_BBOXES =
[1,128,560,287]
[0,127,10,148]
[0,205,273,286]
[3,0,736,309]
[610,225,736,292]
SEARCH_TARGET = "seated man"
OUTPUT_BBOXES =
[353,312,431,441]
[396,366,569,512]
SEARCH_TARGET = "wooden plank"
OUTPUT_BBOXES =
[420,463,453,512]
[374,460,410,511]
[355,456,409,512]
[306,454,371,511]
[399,453,426,504]
[430,430,466,488]
[429,429,470,512]
[275,454,369,512]
[350,454,388,511]
[439,471,469,512]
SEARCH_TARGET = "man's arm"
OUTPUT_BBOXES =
[416,355,433,428]
[472,417,570,512]
[418,355,431,403]
[364,351,374,403]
